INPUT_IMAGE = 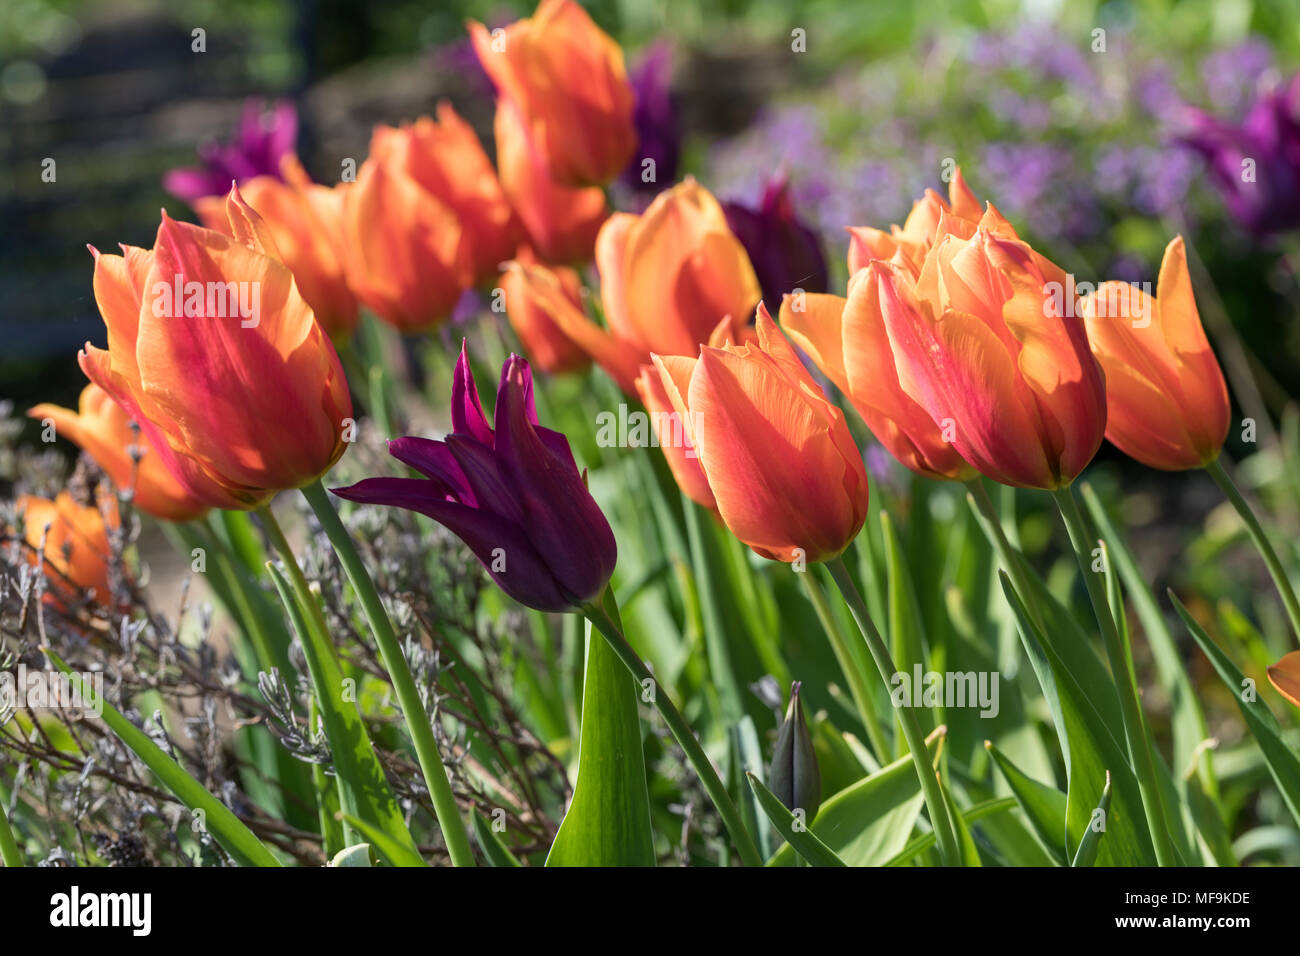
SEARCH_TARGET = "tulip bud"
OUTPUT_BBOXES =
[332,345,617,612]
[1080,236,1229,471]
[723,173,829,312]
[29,384,209,522]
[470,0,635,188]
[769,682,821,821]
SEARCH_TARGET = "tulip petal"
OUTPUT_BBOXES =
[1267,651,1300,709]
[452,342,495,446]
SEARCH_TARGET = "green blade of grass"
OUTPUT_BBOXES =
[1071,770,1112,867]
[472,810,524,867]
[746,773,846,867]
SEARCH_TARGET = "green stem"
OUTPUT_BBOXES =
[966,481,1047,633]
[0,791,22,867]
[1205,456,1300,644]
[683,497,742,722]
[300,480,476,868]
[581,590,763,868]
[801,569,890,761]
[825,556,960,866]
[1050,487,1178,867]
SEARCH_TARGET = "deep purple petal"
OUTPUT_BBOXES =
[452,341,494,445]
[386,437,474,505]
[445,435,527,525]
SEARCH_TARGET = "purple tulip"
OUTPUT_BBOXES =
[1178,73,1300,236]
[163,98,298,204]
[332,345,617,613]
[618,41,680,202]
[722,173,829,312]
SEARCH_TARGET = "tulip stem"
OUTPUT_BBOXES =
[301,480,476,868]
[1204,455,1300,644]
[580,590,764,868]
[1050,487,1179,867]
[825,556,961,866]
[965,481,1048,633]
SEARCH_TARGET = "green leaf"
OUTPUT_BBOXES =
[337,814,427,868]
[938,773,981,866]
[998,573,1156,865]
[985,740,1069,865]
[746,774,846,867]
[884,797,1018,866]
[882,510,935,756]
[328,844,373,867]
[0,788,23,867]
[1071,771,1112,867]
[43,648,280,867]
[767,728,943,867]
[546,615,656,866]
[472,810,523,867]
[1171,592,1300,828]
[265,562,422,866]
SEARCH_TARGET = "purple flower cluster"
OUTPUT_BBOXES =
[164,98,297,203]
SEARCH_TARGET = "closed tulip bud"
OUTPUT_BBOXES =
[500,252,591,374]
[470,0,635,188]
[369,103,522,287]
[880,227,1106,489]
[332,345,617,613]
[343,152,472,332]
[769,682,821,821]
[649,306,869,562]
[722,173,829,312]
[545,179,760,393]
[79,185,354,510]
[1080,236,1229,471]
[29,384,209,522]
[14,492,115,605]
[197,155,359,342]
[493,98,608,265]
[780,268,977,482]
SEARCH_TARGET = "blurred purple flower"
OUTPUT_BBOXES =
[722,173,829,312]
[1179,72,1300,236]
[333,346,617,613]
[618,41,680,203]
[164,98,297,203]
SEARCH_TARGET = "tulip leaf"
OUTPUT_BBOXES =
[265,562,423,866]
[884,796,1018,865]
[745,774,846,867]
[882,510,936,756]
[937,773,982,866]
[985,740,1069,865]
[766,729,942,866]
[546,615,656,867]
[1171,592,1300,827]
[472,810,523,867]
[1070,771,1112,867]
[42,649,280,867]
[998,573,1156,865]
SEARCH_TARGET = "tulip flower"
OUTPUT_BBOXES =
[164,98,297,204]
[500,252,591,374]
[780,267,976,482]
[14,492,115,604]
[618,41,680,203]
[28,384,208,522]
[634,362,716,513]
[722,173,829,312]
[1080,236,1229,471]
[1178,72,1300,236]
[545,179,760,393]
[196,155,359,341]
[493,98,608,265]
[878,227,1106,489]
[332,345,616,612]
[648,306,869,563]
[470,0,635,188]
[343,146,472,332]
[79,185,354,510]
[847,167,984,276]
[1268,651,1300,709]
[369,103,521,287]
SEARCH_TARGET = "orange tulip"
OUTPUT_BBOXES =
[877,227,1106,489]
[1080,236,1230,471]
[79,185,354,510]
[633,362,716,512]
[469,0,635,188]
[1268,650,1300,708]
[493,98,607,265]
[647,306,869,562]
[196,155,359,342]
[343,151,471,333]
[370,103,521,287]
[500,251,591,374]
[28,384,208,522]
[544,179,760,393]
[15,492,115,604]
[780,269,976,482]
[847,168,983,276]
